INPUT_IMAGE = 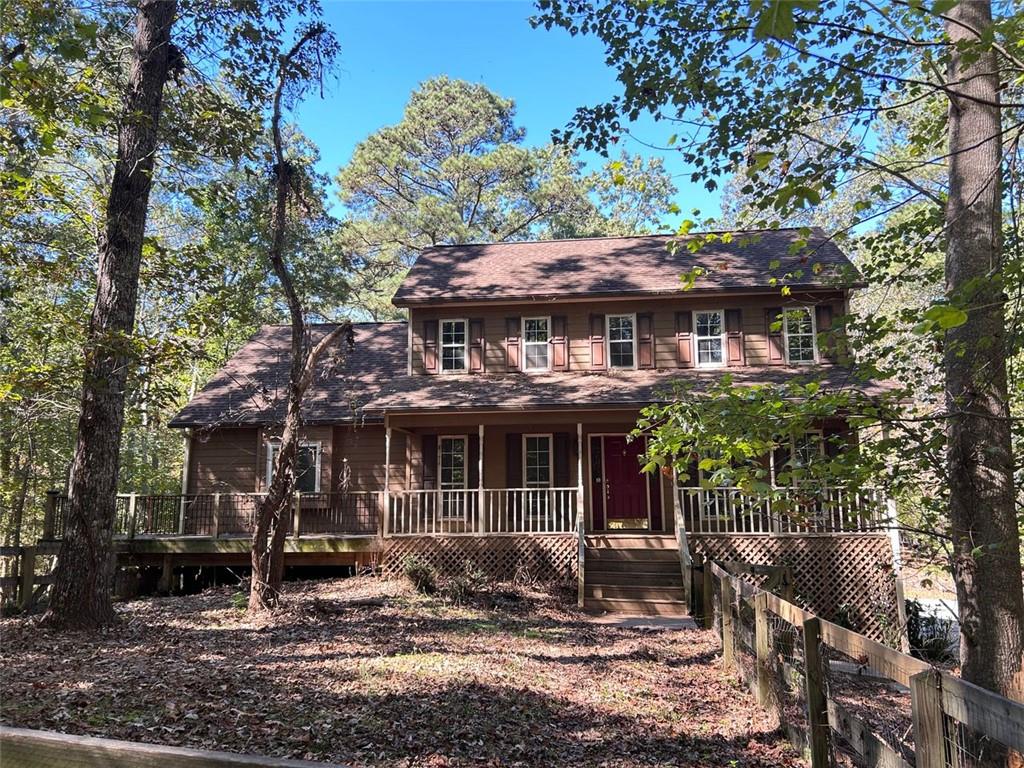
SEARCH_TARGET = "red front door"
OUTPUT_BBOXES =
[602,435,649,527]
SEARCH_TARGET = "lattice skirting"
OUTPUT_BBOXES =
[381,535,577,584]
[692,534,898,642]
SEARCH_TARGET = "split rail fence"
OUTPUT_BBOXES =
[694,556,1024,768]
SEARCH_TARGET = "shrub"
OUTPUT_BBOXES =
[402,556,437,594]
[442,560,488,604]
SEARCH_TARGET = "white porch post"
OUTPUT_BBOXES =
[383,415,391,537]
[478,424,485,534]
[673,468,692,606]
[576,423,584,531]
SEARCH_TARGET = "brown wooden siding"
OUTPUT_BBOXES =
[187,428,260,493]
[331,426,406,492]
[409,292,846,375]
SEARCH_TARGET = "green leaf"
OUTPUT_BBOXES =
[912,305,968,334]
[752,0,797,40]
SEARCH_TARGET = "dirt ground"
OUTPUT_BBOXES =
[1,577,802,767]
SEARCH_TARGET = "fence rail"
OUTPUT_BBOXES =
[694,556,1024,768]
[385,488,579,536]
[677,486,889,534]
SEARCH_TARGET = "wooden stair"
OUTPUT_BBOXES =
[583,536,689,616]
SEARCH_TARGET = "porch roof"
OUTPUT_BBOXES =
[363,366,893,414]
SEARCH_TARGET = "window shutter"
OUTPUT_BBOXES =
[589,313,606,370]
[551,315,569,372]
[421,434,438,489]
[505,432,523,487]
[468,433,480,488]
[674,311,694,368]
[637,312,655,369]
[815,304,836,362]
[553,432,571,487]
[725,308,745,366]
[765,307,785,365]
[423,320,439,374]
[504,317,521,371]
[823,421,852,458]
[469,318,485,373]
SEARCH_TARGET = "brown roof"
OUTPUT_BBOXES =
[364,367,894,414]
[393,227,861,306]
[168,322,406,428]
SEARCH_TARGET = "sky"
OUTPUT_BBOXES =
[293,0,721,223]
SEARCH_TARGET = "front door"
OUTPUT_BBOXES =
[600,435,649,529]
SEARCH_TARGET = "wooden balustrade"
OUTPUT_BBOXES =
[386,488,579,536]
[676,485,888,535]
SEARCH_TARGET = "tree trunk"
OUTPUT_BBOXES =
[944,0,1024,714]
[44,0,177,630]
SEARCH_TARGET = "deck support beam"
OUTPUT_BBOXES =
[383,416,391,538]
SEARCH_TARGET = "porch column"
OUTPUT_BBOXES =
[673,468,692,606]
[576,423,584,531]
[383,416,391,537]
[478,424,485,534]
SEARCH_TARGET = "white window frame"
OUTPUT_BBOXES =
[440,318,469,373]
[438,434,468,520]
[606,313,637,370]
[522,433,554,489]
[521,316,552,372]
[692,308,726,368]
[264,440,321,493]
[783,306,818,365]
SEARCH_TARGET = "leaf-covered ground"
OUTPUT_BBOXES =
[1,577,802,767]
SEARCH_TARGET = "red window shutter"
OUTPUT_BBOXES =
[589,313,606,370]
[765,307,784,365]
[551,315,569,371]
[505,432,523,487]
[674,311,693,368]
[815,304,835,362]
[505,317,521,371]
[725,308,745,366]
[421,434,438,489]
[469,318,485,373]
[467,433,480,487]
[637,312,655,369]
[553,432,571,487]
[423,320,439,374]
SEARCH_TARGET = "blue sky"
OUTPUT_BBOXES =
[294,0,721,223]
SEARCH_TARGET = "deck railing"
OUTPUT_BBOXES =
[49,491,382,540]
[677,485,889,535]
[386,488,579,536]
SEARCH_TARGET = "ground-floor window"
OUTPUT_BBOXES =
[523,434,553,520]
[265,441,321,493]
[439,435,467,518]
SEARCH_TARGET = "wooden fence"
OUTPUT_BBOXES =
[695,556,1024,768]
[0,544,59,610]
[0,726,348,768]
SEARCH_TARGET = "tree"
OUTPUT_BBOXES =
[535,0,1024,711]
[248,25,348,612]
[45,0,180,630]
[336,77,676,319]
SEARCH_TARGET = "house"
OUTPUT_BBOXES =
[53,229,900,631]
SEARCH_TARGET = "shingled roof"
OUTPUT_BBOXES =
[393,227,861,306]
[169,322,406,428]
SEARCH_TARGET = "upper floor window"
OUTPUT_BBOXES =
[265,441,320,493]
[522,317,551,371]
[607,314,635,369]
[784,308,817,364]
[694,309,725,367]
[441,319,467,372]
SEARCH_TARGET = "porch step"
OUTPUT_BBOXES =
[588,547,679,563]
[585,535,678,549]
[585,584,686,601]
[586,558,681,574]
[586,570,683,587]
[585,597,689,617]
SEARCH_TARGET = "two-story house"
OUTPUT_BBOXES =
[160,228,897,626]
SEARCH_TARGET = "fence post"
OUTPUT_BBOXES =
[127,493,137,540]
[702,559,714,629]
[755,592,771,708]
[692,553,704,618]
[292,492,302,540]
[910,670,945,768]
[17,546,36,610]
[577,517,585,608]
[720,573,735,670]
[43,491,59,540]
[802,617,830,768]
[212,493,221,539]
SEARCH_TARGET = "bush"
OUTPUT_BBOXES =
[402,556,437,594]
[442,560,488,604]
